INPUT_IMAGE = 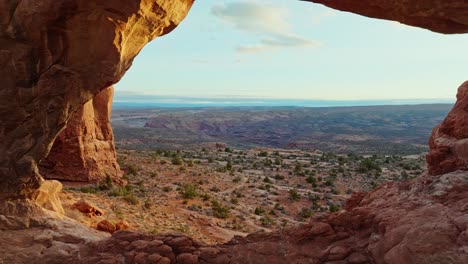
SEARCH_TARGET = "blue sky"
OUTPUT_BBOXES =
[115,0,468,102]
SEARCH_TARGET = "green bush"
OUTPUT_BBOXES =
[172,155,183,165]
[298,208,313,220]
[108,186,128,197]
[289,188,300,201]
[260,216,275,227]
[329,204,340,212]
[123,193,139,205]
[212,200,230,219]
[254,207,265,215]
[80,186,99,194]
[179,183,198,199]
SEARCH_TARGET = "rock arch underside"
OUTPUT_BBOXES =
[0,0,467,263]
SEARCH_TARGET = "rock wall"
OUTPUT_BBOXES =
[427,81,468,175]
[308,0,468,34]
[0,0,194,198]
[40,86,121,183]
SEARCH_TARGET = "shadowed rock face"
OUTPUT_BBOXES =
[0,0,194,197]
[427,81,468,175]
[307,0,468,34]
[40,86,122,183]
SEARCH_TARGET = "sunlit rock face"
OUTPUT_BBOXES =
[427,81,468,175]
[308,0,468,34]
[0,0,194,198]
[40,86,122,183]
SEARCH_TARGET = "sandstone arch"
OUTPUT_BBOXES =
[0,1,467,263]
[0,0,194,198]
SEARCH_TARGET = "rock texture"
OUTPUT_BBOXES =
[40,86,121,183]
[0,0,194,197]
[427,81,468,175]
[307,0,468,34]
[1,171,467,263]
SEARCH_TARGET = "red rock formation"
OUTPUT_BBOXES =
[96,219,116,234]
[427,81,468,175]
[40,86,121,183]
[0,0,194,197]
[3,171,462,263]
[80,172,467,263]
[307,0,468,34]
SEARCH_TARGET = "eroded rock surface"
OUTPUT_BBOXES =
[1,171,466,263]
[0,0,194,198]
[40,86,122,183]
[427,81,468,175]
[308,0,468,34]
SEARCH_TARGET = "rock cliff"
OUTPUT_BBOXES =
[307,0,468,34]
[40,86,121,183]
[427,81,468,175]
[0,0,194,197]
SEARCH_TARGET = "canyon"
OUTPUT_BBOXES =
[0,0,467,263]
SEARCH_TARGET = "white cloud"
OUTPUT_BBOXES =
[237,35,321,53]
[211,1,320,53]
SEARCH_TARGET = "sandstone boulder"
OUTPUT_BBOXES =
[72,200,104,218]
[32,180,65,215]
[97,220,116,234]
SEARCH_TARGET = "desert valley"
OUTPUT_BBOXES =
[0,0,467,264]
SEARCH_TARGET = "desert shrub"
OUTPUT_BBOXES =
[144,199,152,209]
[201,193,211,201]
[172,155,183,165]
[108,186,128,197]
[80,186,99,194]
[210,187,220,193]
[230,197,239,205]
[233,176,242,183]
[329,204,340,212]
[298,208,313,220]
[306,176,316,184]
[254,207,265,215]
[289,188,300,201]
[263,176,272,183]
[212,200,230,219]
[260,216,275,227]
[358,158,382,173]
[225,160,233,171]
[126,164,139,176]
[123,193,139,205]
[101,175,113,190]
[274,174,285,180]
[179,183,198,199]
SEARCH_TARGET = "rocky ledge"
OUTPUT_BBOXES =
[1,170,466,263]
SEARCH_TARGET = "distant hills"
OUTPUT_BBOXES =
[112,104,453,155]
[113,96,455,109]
